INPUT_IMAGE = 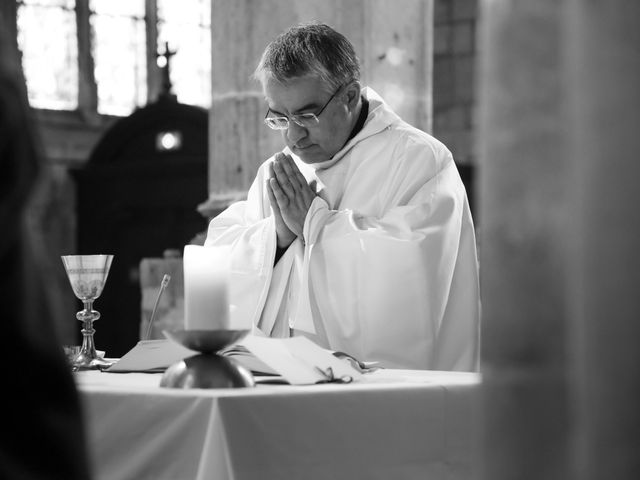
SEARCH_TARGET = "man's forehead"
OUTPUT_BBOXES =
[264,76,330,113]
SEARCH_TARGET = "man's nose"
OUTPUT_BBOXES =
[286,121,307,144]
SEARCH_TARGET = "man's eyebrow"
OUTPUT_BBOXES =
[267,101,320,116]
[267,107,286,116]
[292,101,320,113]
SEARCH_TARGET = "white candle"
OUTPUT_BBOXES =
[183,245,231,330]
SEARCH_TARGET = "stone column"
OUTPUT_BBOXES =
[0,1,17,49]
[202,0,434,217]
[477,1,569,478]
[478,0,640,478]
[566,1,640,478]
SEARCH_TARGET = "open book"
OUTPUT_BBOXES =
[219,344,277,375]
[105,338,275,375]
[106,335,369,385]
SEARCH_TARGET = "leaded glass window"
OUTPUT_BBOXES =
[157,0,211,107]
[15,0,212,116]
[89,0,146,116]
[17,0,79,110]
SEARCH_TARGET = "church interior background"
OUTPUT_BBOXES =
[3,0,478,356]
[2,1,639,478]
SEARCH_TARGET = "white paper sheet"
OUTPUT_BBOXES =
[106,335,363,385]
[240,335,363,385]
[105,339,194,373]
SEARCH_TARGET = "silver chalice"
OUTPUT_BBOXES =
[61,254,114,370]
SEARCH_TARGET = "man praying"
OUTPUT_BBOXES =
[205,22,480,371]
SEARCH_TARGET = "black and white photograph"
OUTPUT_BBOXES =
[1,1,638,479]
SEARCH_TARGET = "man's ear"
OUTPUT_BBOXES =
[345,81,361,109]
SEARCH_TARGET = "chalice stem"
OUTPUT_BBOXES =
[78,300,100,359]
[80,320,97,357]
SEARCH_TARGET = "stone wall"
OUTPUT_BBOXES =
[203,0,439,214]
[433,0,477,167]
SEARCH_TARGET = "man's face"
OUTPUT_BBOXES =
[263,76,354,164]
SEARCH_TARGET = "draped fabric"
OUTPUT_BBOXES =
[206,88,480,371]
[0,22,91,480]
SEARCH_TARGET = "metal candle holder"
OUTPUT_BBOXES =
[160,329,255,389]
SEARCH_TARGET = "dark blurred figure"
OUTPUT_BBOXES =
[0,22,92,480]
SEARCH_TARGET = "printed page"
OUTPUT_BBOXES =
[240,335,363,385]
[106,339,193,372]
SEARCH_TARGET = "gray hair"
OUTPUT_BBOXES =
[253,22,360,92]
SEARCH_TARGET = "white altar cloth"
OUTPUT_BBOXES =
[76,369,479,480]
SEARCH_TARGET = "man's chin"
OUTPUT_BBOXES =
[296,149,328,165]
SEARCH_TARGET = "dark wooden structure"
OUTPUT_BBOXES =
[73,95,208,356]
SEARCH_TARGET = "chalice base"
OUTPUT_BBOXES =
[73,351,115,371]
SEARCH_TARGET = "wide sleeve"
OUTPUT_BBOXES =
[294,155,480,371]
[204,166,277,330]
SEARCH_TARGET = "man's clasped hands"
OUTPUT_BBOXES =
[266,153,317,248]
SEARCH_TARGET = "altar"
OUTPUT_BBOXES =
[76,369,480,480]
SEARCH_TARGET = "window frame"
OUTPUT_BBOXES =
[12,0,208,125]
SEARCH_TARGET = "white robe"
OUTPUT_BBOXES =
[205,87,480,371]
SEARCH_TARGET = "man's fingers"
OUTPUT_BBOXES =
[268,177,289,207]
[282,156,316,207]
[283,155,314,194]
[270,155,316,231]
[276,155,316,207]
[266,179,278,208]
[278,155,303,188]
[272,160,296,197]
[270,159,294,200]
[267,179,296,248]
[293,168,308,191]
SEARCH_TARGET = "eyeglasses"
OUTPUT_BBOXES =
[263,85,342,130]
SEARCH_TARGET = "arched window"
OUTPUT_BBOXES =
[17,0,79,110]
[89,0,147,115]
[157,0,211,108]
[15,0,211,116]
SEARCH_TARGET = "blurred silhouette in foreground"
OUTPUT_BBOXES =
[0,22,91,480]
